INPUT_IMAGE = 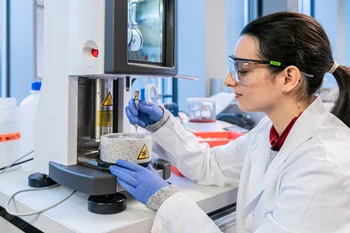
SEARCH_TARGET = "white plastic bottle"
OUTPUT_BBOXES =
[20,81,41,171]
[0,98,20,169]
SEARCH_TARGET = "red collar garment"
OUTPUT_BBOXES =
[269,115,300,151]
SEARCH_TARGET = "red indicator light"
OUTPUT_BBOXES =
[91,48,99,58]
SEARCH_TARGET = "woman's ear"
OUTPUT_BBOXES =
[281,65,301,93]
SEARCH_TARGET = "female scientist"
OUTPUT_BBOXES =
[110,12,350,233]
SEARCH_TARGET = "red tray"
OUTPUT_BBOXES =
[171,131,243,177]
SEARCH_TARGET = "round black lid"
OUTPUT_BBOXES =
[28,173,57,188]
[88,192,127,214]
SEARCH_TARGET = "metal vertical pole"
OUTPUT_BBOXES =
[257,0,263,17]
[1,0,9,97]
[244,0,249,25]
[310,0,315,17]
[172,77,178,104]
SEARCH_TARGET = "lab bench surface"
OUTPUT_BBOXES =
[0,168,238,233]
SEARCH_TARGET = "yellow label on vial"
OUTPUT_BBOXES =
[97,110,113,127]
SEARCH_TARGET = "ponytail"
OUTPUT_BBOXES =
[331,65,350,127]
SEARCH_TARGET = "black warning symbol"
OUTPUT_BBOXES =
[101,92,113,107]
[137,144,149,160]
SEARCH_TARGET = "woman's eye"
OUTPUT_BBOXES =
[238,70,248,75]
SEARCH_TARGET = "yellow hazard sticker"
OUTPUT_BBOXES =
[137,144,150,160]
[97,110,113,127]
[101,92,113,107]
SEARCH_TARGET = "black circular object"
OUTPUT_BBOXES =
[28,173,57,188]
[88,193,127,214]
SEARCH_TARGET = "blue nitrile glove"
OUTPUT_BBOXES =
[110,160,169,205]
[125,99,163,128]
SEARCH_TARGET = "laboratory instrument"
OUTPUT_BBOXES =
[33,0,177,214]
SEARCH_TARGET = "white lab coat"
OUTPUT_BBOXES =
[150,96,350,233]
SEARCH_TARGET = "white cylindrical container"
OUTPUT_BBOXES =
[100,133,152,165]
[0,98,20,169]
[19,81,41,171]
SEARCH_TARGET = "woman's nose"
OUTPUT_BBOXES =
[224,72,238,87]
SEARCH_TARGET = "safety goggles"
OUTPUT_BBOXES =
[228,55,314,83]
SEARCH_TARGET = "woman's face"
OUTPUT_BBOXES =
[225,35,284,113]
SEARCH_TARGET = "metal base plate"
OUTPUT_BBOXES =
[48,159,171,195]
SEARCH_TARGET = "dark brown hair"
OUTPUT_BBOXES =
[241,12,350,127]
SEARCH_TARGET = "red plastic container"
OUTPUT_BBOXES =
[171,131,244,177]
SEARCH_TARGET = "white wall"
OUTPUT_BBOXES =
[224,0,244,86]
[338,0,346,65]
[9,0,35,101]
[315,0,340,61]
[314,0,341,88]
[205,0,226,97]
[177,0,206,112]
[177,0,245,111]
[0,0,4,96]
[263,0,299,15]
[345,0,350,65]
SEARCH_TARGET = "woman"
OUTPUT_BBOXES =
[110,12,350,233]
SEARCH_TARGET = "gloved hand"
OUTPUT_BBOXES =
[125,99,163,128]
[110,160,169,205]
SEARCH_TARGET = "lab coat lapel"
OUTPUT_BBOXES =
[244,97,328,215]
[247,129,271,200]
[241,127,271,218]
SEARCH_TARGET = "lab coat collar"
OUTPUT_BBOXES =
[244,96,328,214]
